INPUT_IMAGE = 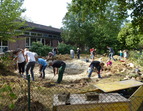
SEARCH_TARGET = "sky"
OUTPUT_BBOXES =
[22,0,72,29]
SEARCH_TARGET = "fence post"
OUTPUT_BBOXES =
[27,74,31,111]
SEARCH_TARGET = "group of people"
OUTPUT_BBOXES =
[107,46,128,61]
[13,48,46,81]
[119,50,128,61]
[13,48,66,83]
[12,46,128,84]
[70,48,81,59]
[87,46,129,79]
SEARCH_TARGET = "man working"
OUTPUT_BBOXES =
[107,46,116,61]
[24,48,37,81]
[49,60,66,84]
[47,52,54,61]
[87,61,104,78]
[37,58,47,79]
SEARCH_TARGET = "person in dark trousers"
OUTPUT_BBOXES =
[37,58,47,79]
[13,48,26,77]
[107,46,116,61]
[77,48,81,59]
[87,61,104,78]
[24,48,37,81]
[49,60,66,84]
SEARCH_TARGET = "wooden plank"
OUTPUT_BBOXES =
[54,102,130,111]
[94,80,143,92]
[129,85,143,111]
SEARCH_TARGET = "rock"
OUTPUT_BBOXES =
[136,76,142,81]
[123,75,130,80]
[127,63,134,68]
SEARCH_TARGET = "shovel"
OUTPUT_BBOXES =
[49,75,56,82]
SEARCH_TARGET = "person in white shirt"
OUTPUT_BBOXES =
[13,48,26,77]
[70,49,75,59]
[24,48,37,81]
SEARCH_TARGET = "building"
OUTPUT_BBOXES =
[0,21,62,52]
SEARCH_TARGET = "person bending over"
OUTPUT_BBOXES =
[88,61,104,78]
[49,60,66,84]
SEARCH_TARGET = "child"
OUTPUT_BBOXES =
[106,60,112,66]
[123,50,128,61]
[119,50,123,60]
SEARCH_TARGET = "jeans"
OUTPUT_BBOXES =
[109,52,116,61]
[88,67,93,78]
[88,67,101,78]
[39,65,47,79]
[26,62,36,81]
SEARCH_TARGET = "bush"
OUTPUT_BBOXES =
[129,50,143,66]
[30,42,52,56]
[57,43,76,54]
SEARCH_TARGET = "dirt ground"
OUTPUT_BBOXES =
[32,54,143,84]
[1,54,143,110]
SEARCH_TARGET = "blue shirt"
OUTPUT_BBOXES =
[38,58,47,66]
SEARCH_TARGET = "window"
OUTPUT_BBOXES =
[31,38,37,45]
[42,38,45,45]
[31,32,37,36]
[24,32,30,35]
[25,38,45,48]
[49,35,52,38]
[26,37,30,48]
[0,40,8,52]
[37,33,42,37]
[43,34,48,37]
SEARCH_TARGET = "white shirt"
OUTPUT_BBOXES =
[17,51,25,63]
[24,51,36,62]
[70,49,74,54]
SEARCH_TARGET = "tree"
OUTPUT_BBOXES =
[0,0,26,41]
[62,0,125,53]
[117,23,141,49]
[68,0,143,32]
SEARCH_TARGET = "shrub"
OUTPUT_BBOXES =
[129,50,143,66]
[57,43,76,54]
[30,42,52,56]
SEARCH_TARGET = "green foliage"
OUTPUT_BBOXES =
[117,23,141,49]
[62,0,124,53]
[129,50,143,66]
[0,85,17,109]
[68,0,143,32]
[0,0,27,41]
[57,43,76,54]
[30,42,52,56]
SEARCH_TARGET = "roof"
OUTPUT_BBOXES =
[25,21,62,33]
[94,80,143,93]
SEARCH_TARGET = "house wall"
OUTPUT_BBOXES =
[8,37,59,51]
[8,37,26,50]
[52,39,59,47]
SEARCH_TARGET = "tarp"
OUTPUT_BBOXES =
[94,80,143,92]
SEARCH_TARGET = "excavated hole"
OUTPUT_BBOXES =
[64,63,86,75]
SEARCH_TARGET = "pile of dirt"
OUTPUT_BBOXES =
[102,60,143,81]
[12,96,49,111]
[43,54,72,61]
[0,62,16,76]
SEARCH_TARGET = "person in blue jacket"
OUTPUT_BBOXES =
[37,58,47,79]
